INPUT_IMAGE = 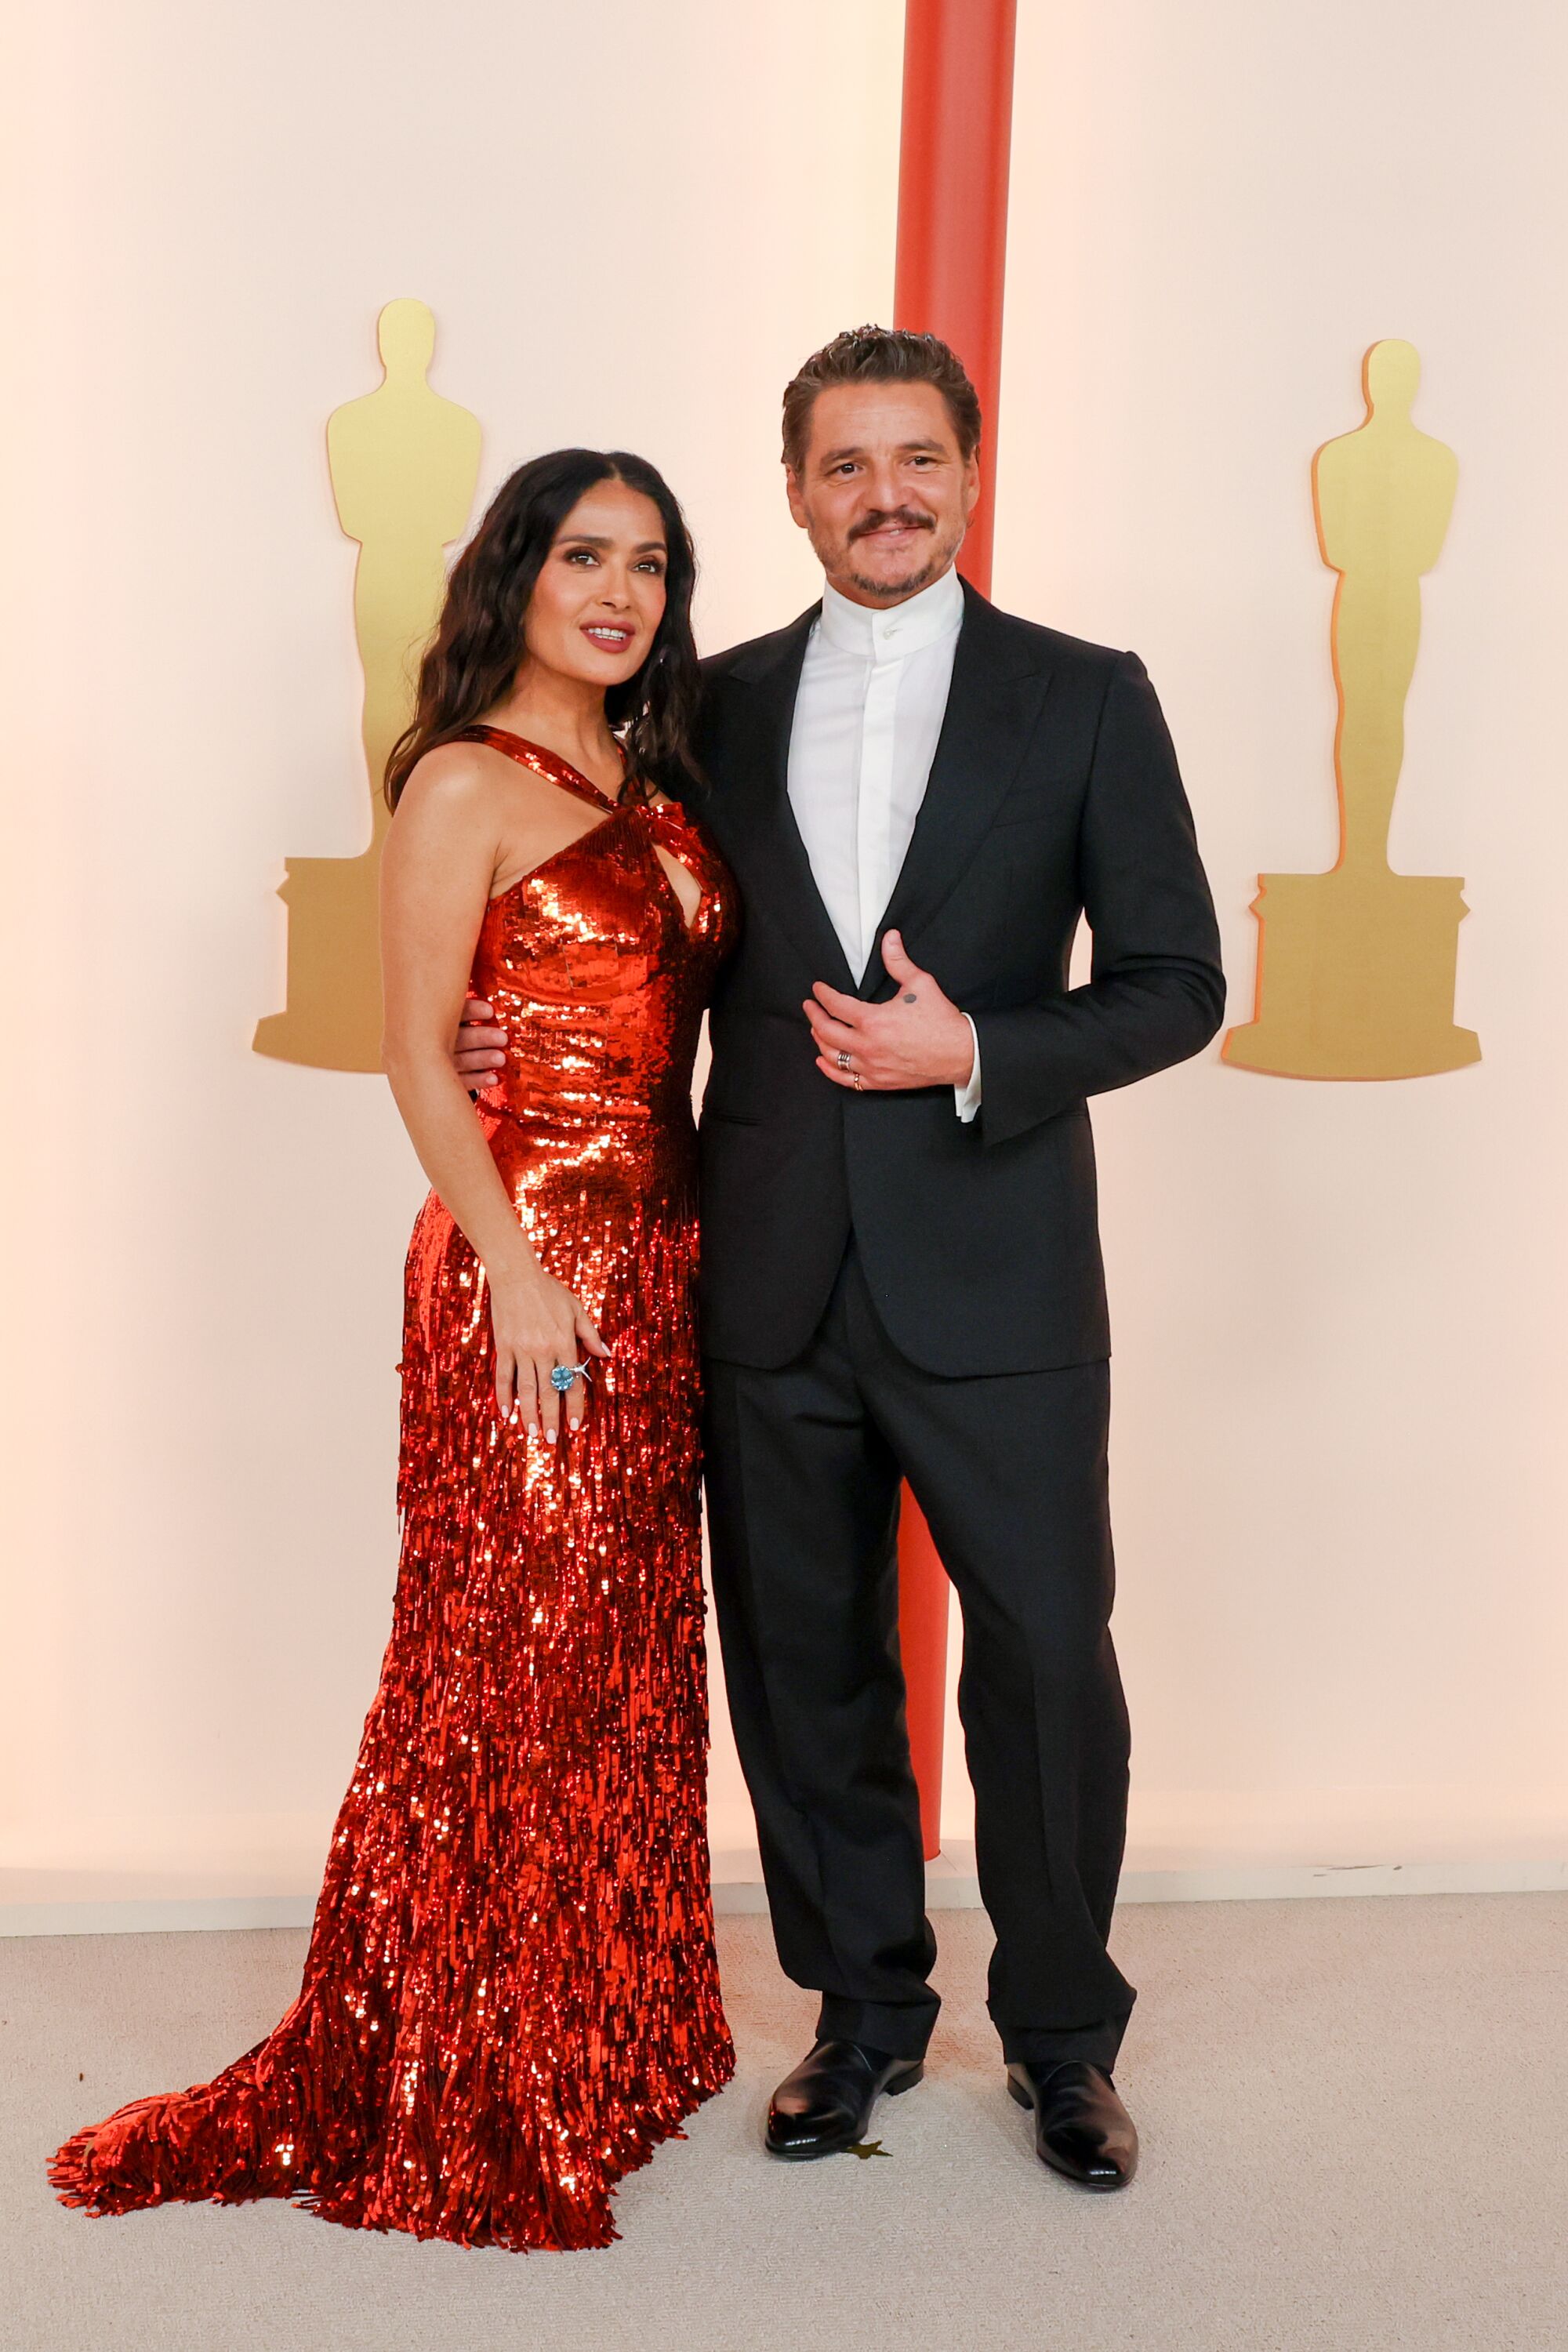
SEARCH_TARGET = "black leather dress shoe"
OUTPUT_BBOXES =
[765,2039,925,2158]
[1007,2060,1138,2189]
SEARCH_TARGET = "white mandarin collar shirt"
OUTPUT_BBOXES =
[786,562,981,1118]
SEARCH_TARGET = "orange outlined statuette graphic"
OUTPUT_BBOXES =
[1224,341,1479,1080]
[254,301,481,1072]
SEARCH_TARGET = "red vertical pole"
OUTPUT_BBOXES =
[895,0,1018,597]
[892,0,1018,1858]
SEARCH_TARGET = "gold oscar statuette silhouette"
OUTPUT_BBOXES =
[1224,339,1479,1080]
[253,299,481,1071]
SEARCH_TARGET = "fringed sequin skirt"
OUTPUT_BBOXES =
[51,1121,735,2249]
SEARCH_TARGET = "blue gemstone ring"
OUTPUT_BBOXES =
[550,1363,588,1393]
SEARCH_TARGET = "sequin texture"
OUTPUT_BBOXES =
[50,731,740,2249]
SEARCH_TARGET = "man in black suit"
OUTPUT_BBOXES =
[459,328,1224,2188]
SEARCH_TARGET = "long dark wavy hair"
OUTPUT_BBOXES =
[385,448,702,808]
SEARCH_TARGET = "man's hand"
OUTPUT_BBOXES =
[805,931,975,1094]
[454,995,508,1090]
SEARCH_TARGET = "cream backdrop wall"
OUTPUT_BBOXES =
[993,0,1568,1881]
[0,0,905,1913]
[2,0,1566,1927]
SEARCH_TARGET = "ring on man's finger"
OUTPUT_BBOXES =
[836,1049,853,1071]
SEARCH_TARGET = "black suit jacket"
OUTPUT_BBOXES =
[687,579,1225,1376]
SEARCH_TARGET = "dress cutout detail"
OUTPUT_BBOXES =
[51,732,739,2249]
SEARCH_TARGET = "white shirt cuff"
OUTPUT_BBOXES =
[953,1015,982,1123]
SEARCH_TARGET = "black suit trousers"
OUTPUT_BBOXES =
[702,1241,1136,2070]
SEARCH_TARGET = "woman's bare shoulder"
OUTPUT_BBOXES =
[398,737,503,811]
[396,739,572,843]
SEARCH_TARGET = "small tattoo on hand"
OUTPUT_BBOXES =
[903,992,918,1004]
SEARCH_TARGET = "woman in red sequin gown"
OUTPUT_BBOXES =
[51,452,738,2250]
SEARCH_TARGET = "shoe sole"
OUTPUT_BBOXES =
[1007,2073,1134,2191]
[765,2062,925,2161]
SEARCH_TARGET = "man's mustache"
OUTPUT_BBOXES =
[848,509,936,543]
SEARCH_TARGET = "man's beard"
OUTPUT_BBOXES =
[812,510,964,602]
[844,543,950,599]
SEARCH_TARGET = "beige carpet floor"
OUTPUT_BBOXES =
[4,1894,1566,2352]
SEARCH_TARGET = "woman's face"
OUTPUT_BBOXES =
[522,480,669,688]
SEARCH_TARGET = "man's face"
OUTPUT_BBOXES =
[785,381,980,608]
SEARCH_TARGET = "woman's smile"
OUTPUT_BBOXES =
[581,619,636,652]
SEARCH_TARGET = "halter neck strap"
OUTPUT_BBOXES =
[456,727,627,812]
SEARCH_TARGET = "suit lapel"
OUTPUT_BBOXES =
[719,606,858,992]
[863,581,1055,996]
[713,581,1055,999]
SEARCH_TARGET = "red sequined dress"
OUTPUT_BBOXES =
[51,731,739,2250]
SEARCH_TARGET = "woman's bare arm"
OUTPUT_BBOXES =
[379,748,608,1440]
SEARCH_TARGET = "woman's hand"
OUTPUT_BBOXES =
[488,1261,612,1443]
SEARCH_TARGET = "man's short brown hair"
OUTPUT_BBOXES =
[782,325,982,473]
